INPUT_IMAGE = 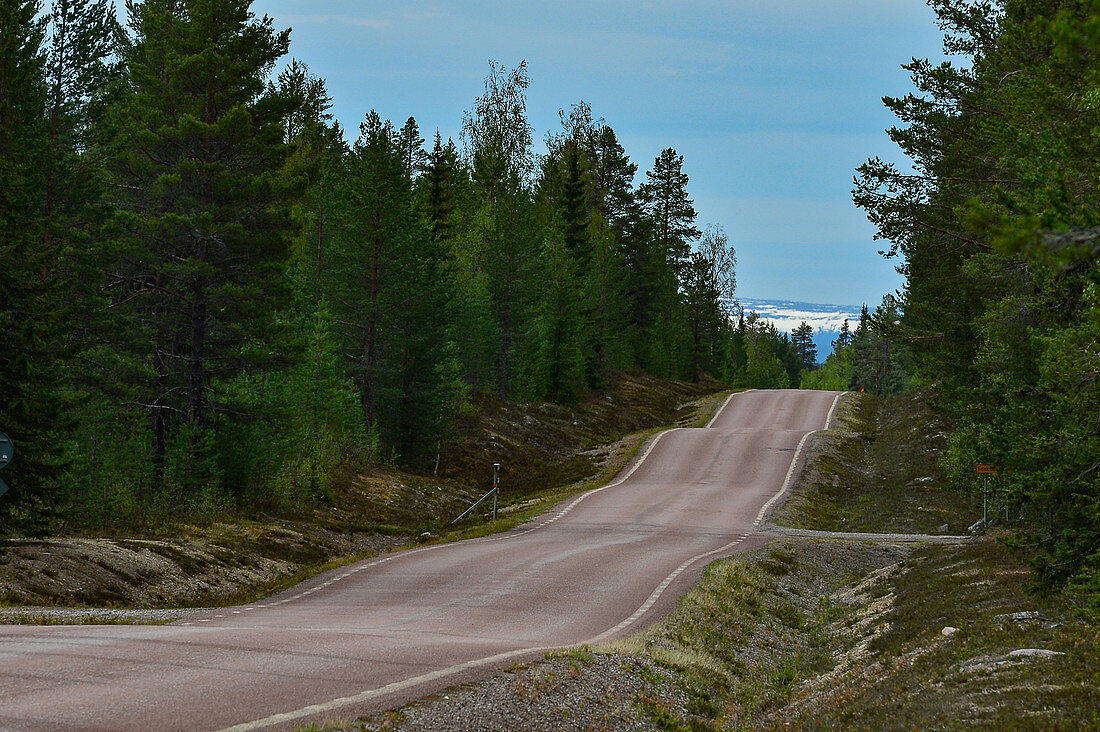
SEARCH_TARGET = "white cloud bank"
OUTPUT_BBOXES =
[736,298,861,336]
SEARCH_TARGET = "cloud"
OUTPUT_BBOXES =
[737,298,861,335]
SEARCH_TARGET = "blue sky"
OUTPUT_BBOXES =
[246,1,944,307]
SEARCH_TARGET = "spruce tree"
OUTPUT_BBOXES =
[0,0,74,530]
[398,116,426,182]
[330,112,457,462]
[104,0,298,499]
[421,132,462,245]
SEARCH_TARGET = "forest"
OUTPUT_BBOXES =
[5,0,1097,614]
[0,0,827,534]
[847,0,1100,614]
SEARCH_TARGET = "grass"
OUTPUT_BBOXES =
[0,612,177,626]
[545,644,596,663]
[765,538,1100,730]
[604,546,841,730]
[774,389,978,535]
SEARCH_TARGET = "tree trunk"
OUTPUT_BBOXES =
[188,277,207,495]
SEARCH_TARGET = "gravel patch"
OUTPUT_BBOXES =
[0,605,208,625]
[355,654,662,732]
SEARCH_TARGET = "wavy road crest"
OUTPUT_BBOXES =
[0,389,843,731]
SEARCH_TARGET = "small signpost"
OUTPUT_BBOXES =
[976,463,997,527]
[0,431,12,499]
[451,461,503,525]
[491,462,501,522]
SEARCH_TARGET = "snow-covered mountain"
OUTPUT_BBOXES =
[735,298,864,364]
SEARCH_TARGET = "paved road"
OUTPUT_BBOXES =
[0,389,843,731]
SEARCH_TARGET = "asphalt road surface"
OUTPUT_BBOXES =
[0,389,843,731]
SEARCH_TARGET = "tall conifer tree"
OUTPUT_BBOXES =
[105,0,298,497]
[0,0,74,530]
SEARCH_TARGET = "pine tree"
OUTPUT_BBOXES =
[639,147,700,278]
[104,0,299,499]
[0,0,74,530]
[638,147,700,376]
[791,322,817,372]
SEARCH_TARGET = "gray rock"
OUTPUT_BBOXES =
[1007,648,1064,658]
[993,611,1046,623]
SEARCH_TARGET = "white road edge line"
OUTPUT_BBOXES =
[254,406,705,609]
[215,645,557,732]
[753,390,844,529]
[705,390,740,428]
[217,390,842,731]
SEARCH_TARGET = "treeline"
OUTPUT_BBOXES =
[854,0,1100,612]
[800,296,916,395]
[0,0,794,532]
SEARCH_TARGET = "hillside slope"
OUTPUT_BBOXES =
[0,374,725,610]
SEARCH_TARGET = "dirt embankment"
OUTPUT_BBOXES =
[0,373,725,612]
[773,388,978,535]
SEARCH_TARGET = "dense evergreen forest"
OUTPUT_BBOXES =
[1,0,828,534]
[8,0,1094,615]
[823,0,1100,614]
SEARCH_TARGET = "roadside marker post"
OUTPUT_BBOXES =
[976,464,997,527]
[492,462,501,522]
[451,461,503,525]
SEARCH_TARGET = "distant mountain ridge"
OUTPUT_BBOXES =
[734,297,864,364]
